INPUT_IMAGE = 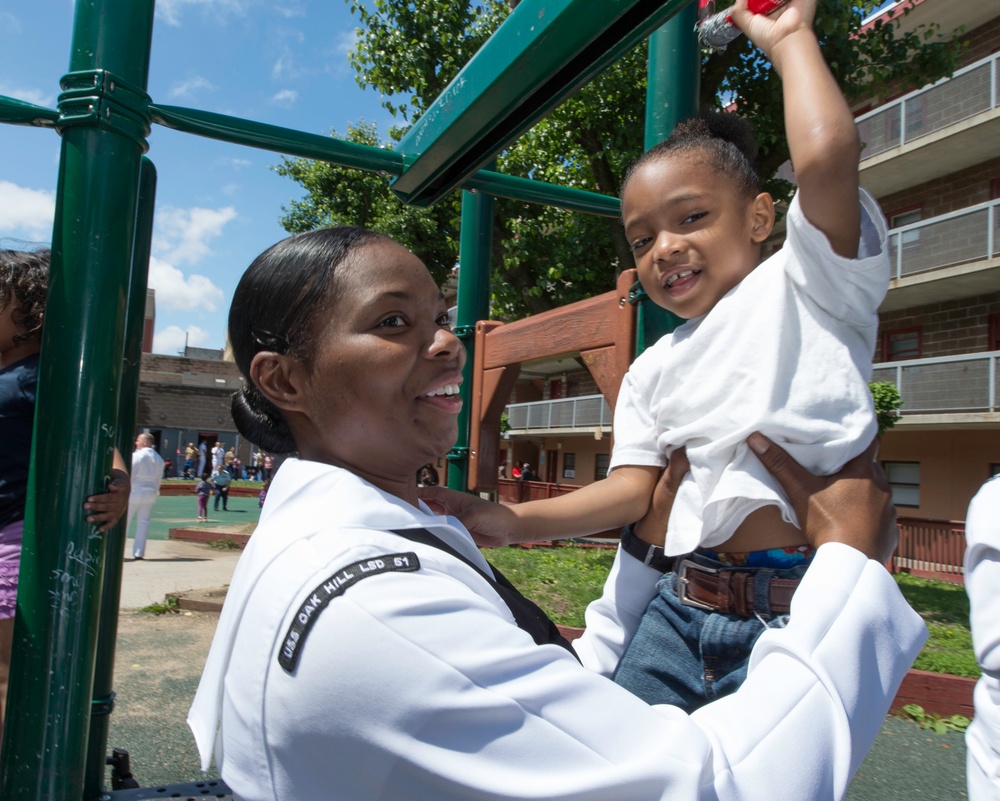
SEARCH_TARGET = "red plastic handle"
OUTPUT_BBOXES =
[748,0,787,14]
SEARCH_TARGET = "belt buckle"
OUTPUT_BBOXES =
[676,558,719,611]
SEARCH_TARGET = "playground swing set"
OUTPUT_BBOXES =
[0,0,705,797]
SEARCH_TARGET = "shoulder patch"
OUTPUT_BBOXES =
[278,552,420,673]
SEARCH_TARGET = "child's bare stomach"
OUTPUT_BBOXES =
[713,505,807,553]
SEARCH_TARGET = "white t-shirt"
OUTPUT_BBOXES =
[965,476,1000,800]
[188,458,926,801]
[611,190,890,555]
[129,446,164,499]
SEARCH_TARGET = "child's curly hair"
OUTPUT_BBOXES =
[622,109,762,203]
[0,249,50,344]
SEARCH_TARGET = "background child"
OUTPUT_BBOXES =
[425,0,891,711]
[0,247,129,731]
[195,471,212,521]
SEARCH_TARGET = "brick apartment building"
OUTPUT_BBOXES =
[502,0,999,523]
[134,351,249,476]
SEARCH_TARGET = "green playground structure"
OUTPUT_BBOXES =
[0,0,701,797]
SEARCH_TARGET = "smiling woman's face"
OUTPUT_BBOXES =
[291,239,466,491]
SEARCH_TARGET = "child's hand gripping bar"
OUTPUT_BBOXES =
[697,0,789,51]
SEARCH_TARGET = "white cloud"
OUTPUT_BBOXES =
[148,257,225,313]
[272,55,292,80]
[0,12,21,35]
[154,205,237,265]
[156,0,247,27]
[0,181,55,241]
[214,156,252,169]
[270,89,298,107]
[0,83,53,108]
[336,29,360,56]
[274,4,306,18]
[168,75,216,99]
[153,324,210,355]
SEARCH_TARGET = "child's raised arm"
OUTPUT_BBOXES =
[731,0,861,258]
[420,465,659,548]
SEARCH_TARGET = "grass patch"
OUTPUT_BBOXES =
[482,544,615,628]
[139,595,179,615]
[893,573,978,678]
[484,548,979,678]
[206,536,242,550]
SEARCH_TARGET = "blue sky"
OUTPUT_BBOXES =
[0,0,396,354]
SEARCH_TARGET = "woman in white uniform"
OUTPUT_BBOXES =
[964,476,1000,800]
[188,225,926,801]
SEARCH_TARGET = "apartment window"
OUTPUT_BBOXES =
[882,328,921,361]
[883,461,920,508]
[594,453,610,481]
[562,452,576,480]
[989,313,1000,352]
[890,207,922,249]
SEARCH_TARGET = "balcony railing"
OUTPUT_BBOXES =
[872,350,1000,414]
[508,352,999,432]
[857,50,1000,160]
[886,197,1000,281]
[506,393,612,431]
[893,517,966,583]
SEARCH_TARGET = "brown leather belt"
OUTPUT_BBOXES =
[676,559,799,618]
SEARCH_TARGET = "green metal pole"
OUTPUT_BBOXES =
[645,0,700,150]
[0,1,155,799]
[634,1,700,354]
[83,157,157,801]
[447,188,494,491]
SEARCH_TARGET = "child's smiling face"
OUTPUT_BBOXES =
[622,154,774,320]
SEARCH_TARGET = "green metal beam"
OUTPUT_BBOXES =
[0,1,155,798]
[448,187,495,491]
[83,156,158,801]
[645,2,701,149]
[150,103,620,217]
[633,3,700,354]
[390,0,695,207]
[0,95,59,127]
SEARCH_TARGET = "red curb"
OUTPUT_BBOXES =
[160,484,262,497]
[168,527,251,547]
[890,668,976,719]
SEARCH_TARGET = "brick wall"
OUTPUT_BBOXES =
[141,353,241,379]
[136,383,236,433]
[880,155,1000,220]
[135,353,244,451]
[541,370,600,400]
[877,291,1000,360]
[961,14,1000,64]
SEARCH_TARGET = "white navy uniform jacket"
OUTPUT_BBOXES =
[189,459,927,801]
[965,476,1000,800]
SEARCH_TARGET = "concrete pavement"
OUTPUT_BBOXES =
[118,537,242,610]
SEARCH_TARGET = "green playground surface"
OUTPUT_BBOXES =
[133,491,263,542]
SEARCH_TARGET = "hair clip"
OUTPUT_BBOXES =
[252,328,291,354]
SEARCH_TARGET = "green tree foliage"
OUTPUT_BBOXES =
[869,380,904,435]
[275,0,962,318]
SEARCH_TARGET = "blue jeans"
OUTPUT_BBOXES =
[613,552,807,713]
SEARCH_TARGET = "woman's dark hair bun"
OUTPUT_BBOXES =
[231,383,297,455]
